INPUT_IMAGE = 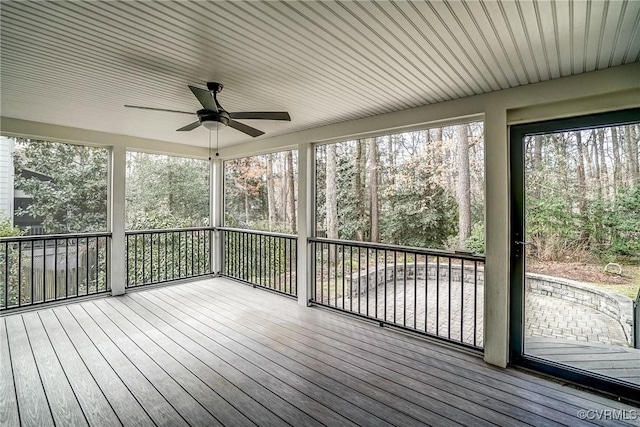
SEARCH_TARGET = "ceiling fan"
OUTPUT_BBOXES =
[125,82,291,137]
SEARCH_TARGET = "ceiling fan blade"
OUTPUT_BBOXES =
[176,121,201,132]
[229,112,291,121]
[228,120,265,137]
[188,85,217,112]
[125,105,194,115]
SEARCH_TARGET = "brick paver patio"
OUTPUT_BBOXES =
[335,279,630,348]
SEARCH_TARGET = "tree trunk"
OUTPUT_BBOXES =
[611,127,622,190]
[266,154,276,231]
[626,125,639,186]
[355,139,365,240]
[325,144,338,239]
[533,135,543,170]
[368,137,379,242]
[456,124,471,247]
[285,151,296,233]
[597,129,608,198]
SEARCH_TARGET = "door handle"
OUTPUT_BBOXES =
[515,241,532,245]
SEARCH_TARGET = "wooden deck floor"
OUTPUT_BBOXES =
[526,337,640,386]
[1,277,639,427]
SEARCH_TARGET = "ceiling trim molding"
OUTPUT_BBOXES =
[0,117,210,158]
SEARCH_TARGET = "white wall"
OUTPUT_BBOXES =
[0,136,14,223]
[1,62,639,368]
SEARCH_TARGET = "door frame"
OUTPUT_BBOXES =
[509,107,640,400]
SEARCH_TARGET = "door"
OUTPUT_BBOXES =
[510,108,640,400]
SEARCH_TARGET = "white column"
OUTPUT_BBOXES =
[211,157,223,276]
[297,142,314,306]
[109,146,126,296]
[483,107,510,367]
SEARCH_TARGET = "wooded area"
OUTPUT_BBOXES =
[525,124,640,262]
[315,122,485,251]
[224,151,298,233]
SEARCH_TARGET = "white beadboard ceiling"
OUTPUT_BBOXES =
[1,1,639,148]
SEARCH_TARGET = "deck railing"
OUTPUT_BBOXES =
[309,237,485,349]
[0,232,111,310]
[220,227,297,297]
[125,227,213,288]
[634,288,640,349]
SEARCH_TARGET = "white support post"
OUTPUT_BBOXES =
[211,157,223,276]
[483,107,510,367]
[297,142,314,306]
[109,146,126,296]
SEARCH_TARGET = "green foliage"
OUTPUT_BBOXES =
[605,186,640,258]
[0,214,23,237]
[379,154,458,247]
[13,140,108,234]
[126,153,209,230]
[464,223,485,254]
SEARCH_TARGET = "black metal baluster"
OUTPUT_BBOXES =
[54,239,58,300]
[85,237,89,295]
[42,240,47,302]
[366,248,369,316]
[403,252,407,327]
[191,230,195,277]
[125,235,129,287]
[341,244,345,310]
[17,242,22,307]
[334,243,338,307]
[460,259,465,343]
[384,249,387,322]
[425,255,428,333]
[75,238,79,296]
[349,246,353,311]
[357,246,361,314]
[142,234,147,284]
[375,249,378,319]
[414,253,417,330]
[4,242,8,308]
[436,256,440,337]
[448,257,452,340]
[474,261,478,347]
[393,251,397,323]
[66,239,69,297]
[105,237,109,291]
[151,232,154,283]
[95,236,99,292]
[31,240,35,304]
[320,242,324,304]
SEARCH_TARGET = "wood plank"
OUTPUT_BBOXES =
[38,309,151,427]
[65,303,218,427]
[152,286,529,427]
[176,284,616,427]
[21,312,88,427]
[116,293,404,427]
[193,279,638,426]
[123,293,356,427]
[86,299,258,427]
[52,306,188,427]
[0,318,20,427]
[30,309,122,427]
[4,315,55,427]
[133,290,457,427]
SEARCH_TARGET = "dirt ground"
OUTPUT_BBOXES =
[527,261,640,299]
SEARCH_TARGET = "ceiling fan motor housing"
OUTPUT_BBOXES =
[197,109,229,129]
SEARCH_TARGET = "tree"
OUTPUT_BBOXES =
[126,153,209,230]
[368,137,379,242]
[13,139,108,234]
[325,144,338,239]
[285,151,297,233]
[456,124,471,247]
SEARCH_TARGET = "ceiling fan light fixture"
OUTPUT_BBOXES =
[202,120,222,131]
